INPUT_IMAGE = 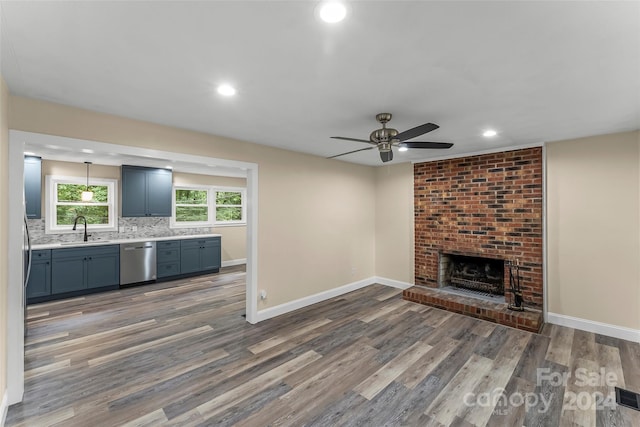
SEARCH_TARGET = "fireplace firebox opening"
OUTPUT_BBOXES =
[438,253,504,296]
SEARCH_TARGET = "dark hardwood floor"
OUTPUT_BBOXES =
[6,266,640,426]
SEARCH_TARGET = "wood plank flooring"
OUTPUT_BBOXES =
[6,266,640,426]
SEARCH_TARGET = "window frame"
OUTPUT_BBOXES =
[170,184,213,228]
[170,185,246,228]
[214,186,246,227]
[45,175,118,234]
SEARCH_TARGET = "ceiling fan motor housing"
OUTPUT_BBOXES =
[370,128,398,143]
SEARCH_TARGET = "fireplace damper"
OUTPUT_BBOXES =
[439,254,504,295]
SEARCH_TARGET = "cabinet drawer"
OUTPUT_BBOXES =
[32,249,51,260]
[157,248,179,262]
[157,240,180,250]
[53,244,119,259]
[181,237,220,249]
[157,262,180,278]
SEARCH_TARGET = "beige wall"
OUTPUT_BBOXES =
[0,75,9,404]
[374,163,414,284]
[9,97,376,309]
[547,131,640,330]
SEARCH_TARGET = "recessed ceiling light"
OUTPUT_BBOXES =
[81,148,94,154]
[217,84,236,97]
[24,151,35,156]
[165,165,173,170]
[398,145,408,152]
[483,129,497,137]
[319,1,347,23]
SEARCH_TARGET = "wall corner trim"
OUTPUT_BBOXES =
[547,312,640,343]
[1,391,8,427]
[221,258,247,268]
[373,276,413,289]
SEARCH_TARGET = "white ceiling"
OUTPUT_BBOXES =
[1,1,639,166]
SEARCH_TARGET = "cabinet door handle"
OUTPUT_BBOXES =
[46,261,50,265]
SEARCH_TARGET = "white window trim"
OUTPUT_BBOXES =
[170,184,213,228]
[170,185,246,228]
[214,186,247,227]
[45,175,119,234]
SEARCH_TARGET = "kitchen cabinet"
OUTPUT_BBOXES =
[51,245,120,295]
[24,156,42,219]
[121,165,172,217]
[26,250,51,300]
[180,237,221,274]
[157,240,181,278]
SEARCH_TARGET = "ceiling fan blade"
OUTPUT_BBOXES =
[380,150,393,162]
[327,146,375,159]
[402,141,453,149]
[395,123,439,141]
[331,136,374,144]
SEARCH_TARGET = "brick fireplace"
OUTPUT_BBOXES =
[404,147,543,331]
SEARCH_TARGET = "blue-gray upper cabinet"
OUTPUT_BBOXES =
[180,237,221,274]
[51,245,120,294]
[121,165,172,217]
[26,250,51,299]
[24,156,42,219]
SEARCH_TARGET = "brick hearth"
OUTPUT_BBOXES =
[403,286,543,333]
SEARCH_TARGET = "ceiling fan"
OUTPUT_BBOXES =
[328,113,453,163]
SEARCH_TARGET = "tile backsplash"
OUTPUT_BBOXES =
[27,217,215,244]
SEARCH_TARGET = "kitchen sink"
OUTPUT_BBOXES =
[59,240,111,246]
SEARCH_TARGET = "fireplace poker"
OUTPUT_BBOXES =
[508,259,524,311]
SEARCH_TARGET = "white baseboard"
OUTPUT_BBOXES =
[255,277,375,322]
[373,276,413,290]
[547,312,640,343]
[254,276,414,322]
[222,258,246,267]
[1,391,8,427]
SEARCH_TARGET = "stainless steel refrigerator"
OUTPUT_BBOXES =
[23,212,31,336]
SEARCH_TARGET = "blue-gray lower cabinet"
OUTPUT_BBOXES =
[157,240,181,278]
[51,245,120,295]
[180,237,221,274]
[157,237,221,279]
[26,250,51,299]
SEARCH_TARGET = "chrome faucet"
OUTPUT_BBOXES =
[72,215,90,242]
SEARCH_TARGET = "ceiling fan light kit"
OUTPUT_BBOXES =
[329,113,453,163]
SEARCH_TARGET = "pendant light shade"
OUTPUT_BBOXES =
[82,161,93,202]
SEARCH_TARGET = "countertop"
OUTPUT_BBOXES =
[32,234,222,250]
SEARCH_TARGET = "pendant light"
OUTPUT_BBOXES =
[81,161,93,202]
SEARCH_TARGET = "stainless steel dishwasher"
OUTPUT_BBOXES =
[120,241,157,285]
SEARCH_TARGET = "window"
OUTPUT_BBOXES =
[46,176,118,233]
[216,190,244,223]
[171,186,245,227]
[174,187,210,225]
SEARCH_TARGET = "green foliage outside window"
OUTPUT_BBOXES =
[56,183,110,225]
[216,206,242,221]
[216,191,243,221]
[57,184,108,203]
[175,189,208,222]
[56,206,109,225]
[216,191,242,205]
[174,188,244,224]
[176,189,208,205]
